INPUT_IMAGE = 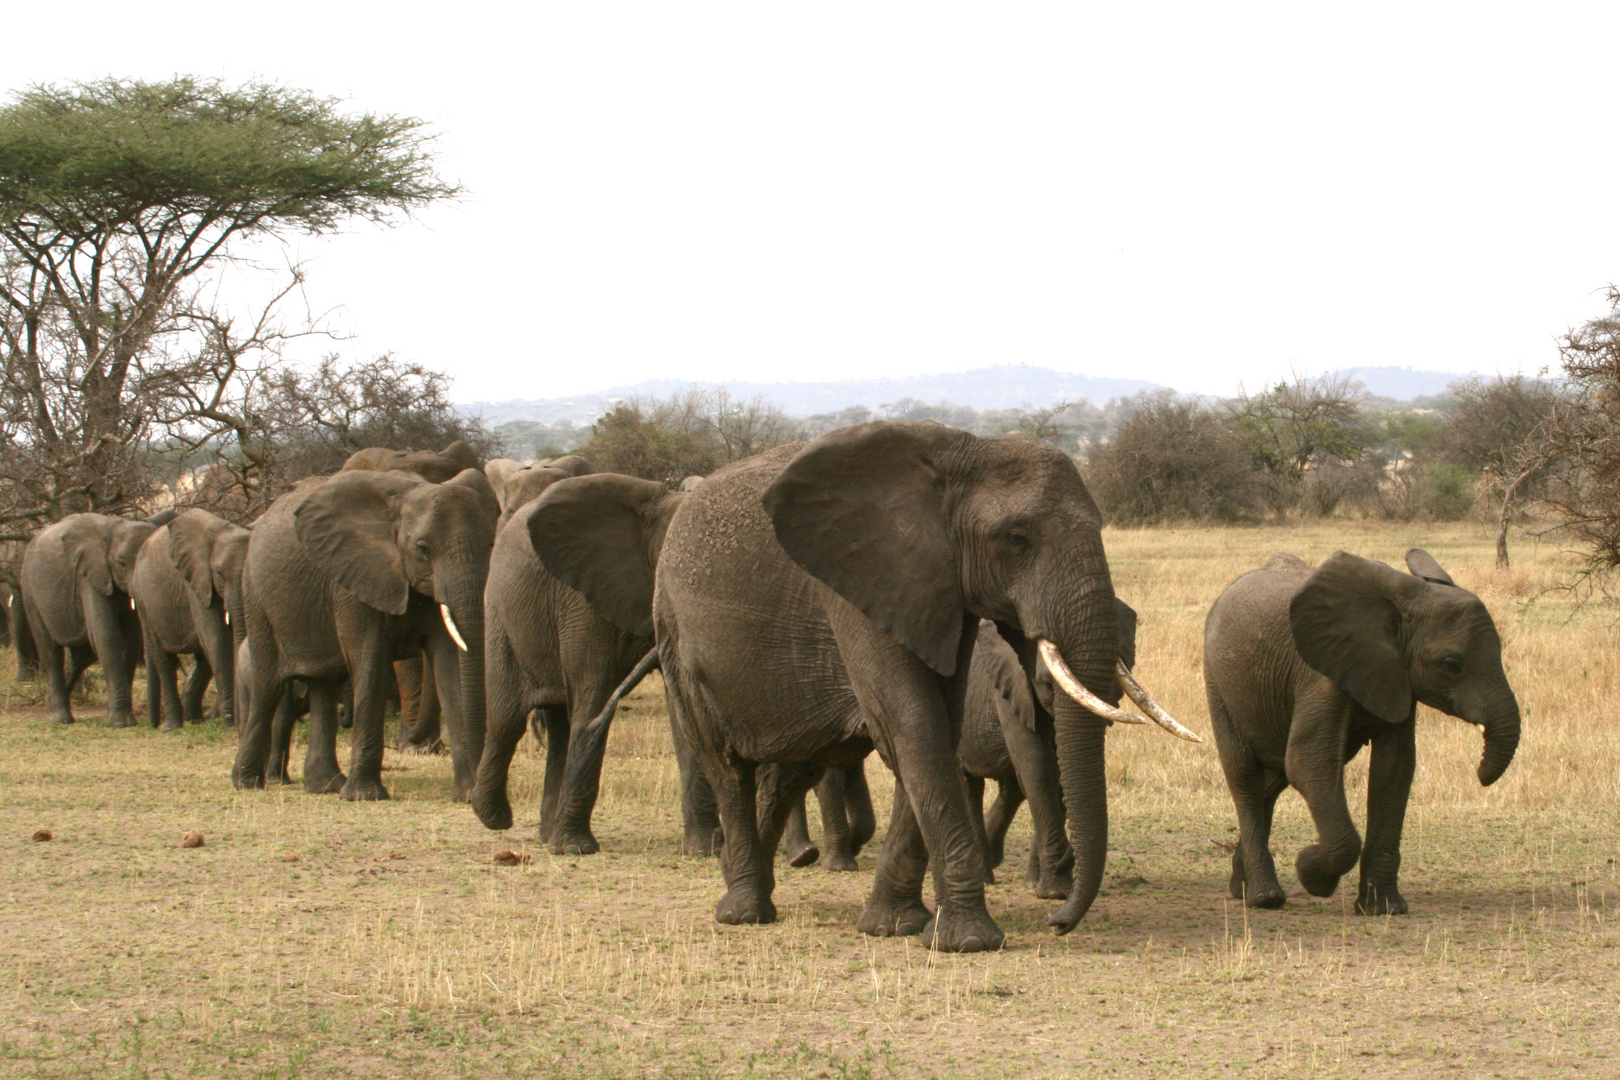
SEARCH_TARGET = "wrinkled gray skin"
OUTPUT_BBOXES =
[339,439,482,484]
[21,511,175,725]
[535,423,1131,952]
[1205,549,1522,915]
[130,510,250,731]
[780,764,877,871]
[232,469,498,801]
[470,472,683,855]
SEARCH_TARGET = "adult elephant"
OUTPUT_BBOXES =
[533,423,1188,951]
[470,472,685,855]
[21,510,175,726]
[130,509,251,731]
[1204,549,1521,915]
[232,469,498,800]
[494,457,596,528]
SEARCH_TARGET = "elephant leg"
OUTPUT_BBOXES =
[1002,720,1074,901]
[337,679,355,730]
[266,688,298,785]
[400,656,443,752]
[182,652,213,725]
[551,668,639,855]
[535,706,571,843]
[10,596,38,682]
[1287,711,1363,899]
[339,642,393,802]
[152,646,185,732]
[983,777,1023,874]
[856,775,934,939]
[302,681,348,795]
[669,698,721,856]
[1357,719,1415,916]
[781,795,819,868]
[85,597,136,727]
[64,644,95,698]
[232,658,285,791]
[815,769,858,871]
[758,763,825,867]
[393,655,422,748]
[709,756,780,926]
[142,624,165,730]
[35,626,73,725]
[470,630,532,831]
[961,773,994,885]
[845,761,876,856]
[423,632,472,802]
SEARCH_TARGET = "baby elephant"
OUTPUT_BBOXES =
[1204,549,1521,915]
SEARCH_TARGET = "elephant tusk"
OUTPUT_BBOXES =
[440,604,469,652]
[1115,660,1202,742]
[223,609,230,626]
[1037,640,1145,725]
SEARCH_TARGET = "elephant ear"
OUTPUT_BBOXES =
[446,468,501,528]
[1115,598,1138,671]
[293,471,419,615]
[762,421,974,676]
[168,509,225,605]
[528,474,684,637]
[59,515,114,597]
[1404,548,1456,587]
[1289,551,1418,724]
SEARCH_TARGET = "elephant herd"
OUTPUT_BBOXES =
[9,423,1522,951]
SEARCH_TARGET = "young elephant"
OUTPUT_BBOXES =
[1204,549,1521,914]
[131,510,251,730]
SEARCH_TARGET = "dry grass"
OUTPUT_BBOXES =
[2,521,1619,1078]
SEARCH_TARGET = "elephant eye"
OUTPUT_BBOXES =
[415,539,430,556]
[1000,526,1032,552]
[1440,656,1463,677]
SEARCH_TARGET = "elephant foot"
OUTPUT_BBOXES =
[340,776,390,802]
[266,769,294,787]
[548,828,599,856]
[158,719,184,733]
[682,826,724,857]
[232,770,266,791]
[920,907,1005,953]
[986,843,1007,872]
[856,897,932,938]
[786,841,820,868]
[50,712,74,725]
[1295,845,1350,899]
[1356,885,1408,916]
[1238,878,1287,909]
[1033,874,1073,901]
[107,712,136,729]
[823,852,860,872]
[470,790,514,831]
[303,768,347,795]
[715,888,776,926]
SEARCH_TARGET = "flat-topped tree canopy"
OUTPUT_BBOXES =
[0,76,458,243]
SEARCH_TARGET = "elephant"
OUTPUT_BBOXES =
[469,472,686,855]
[1,581,39,681]
[780,764,877,871]
[1204,549,1522,915]
[130,509,250,731]
[339,439,482,483]
[493,457,596,528]
[231,468,498,800]
[21,510,176,726]
[532,422,1190,951]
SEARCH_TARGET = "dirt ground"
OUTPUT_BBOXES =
[2,520,1618,1078]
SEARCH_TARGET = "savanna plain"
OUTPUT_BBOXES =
[2,521,1617,1079]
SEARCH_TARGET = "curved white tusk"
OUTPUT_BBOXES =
[1037,639,1146,725]
[224,609,230,626]
[440,603,469,652]
[1116,660,1202,742]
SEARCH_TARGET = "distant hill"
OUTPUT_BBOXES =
[461,365,1164,425]
[460,364,1482,427]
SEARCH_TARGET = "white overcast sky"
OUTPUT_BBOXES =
[9,3,1620,402]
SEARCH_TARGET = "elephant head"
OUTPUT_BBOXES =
[168,509,252,647]
[526,473,686,637]
[497,465,570,530]
[294,467,499,735]
[760,422,1186,930]
[60,513,166,598]
[340,439,485,484]
[1289,549,1520,785]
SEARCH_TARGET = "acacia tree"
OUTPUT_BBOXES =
[0,77,458,530]
[1441,374,1563,566]
[1228,371,1373,516]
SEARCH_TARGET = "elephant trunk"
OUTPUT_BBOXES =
[1039,586,1120,935]
[441,582,487,772]
[1475,688,1520,787]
